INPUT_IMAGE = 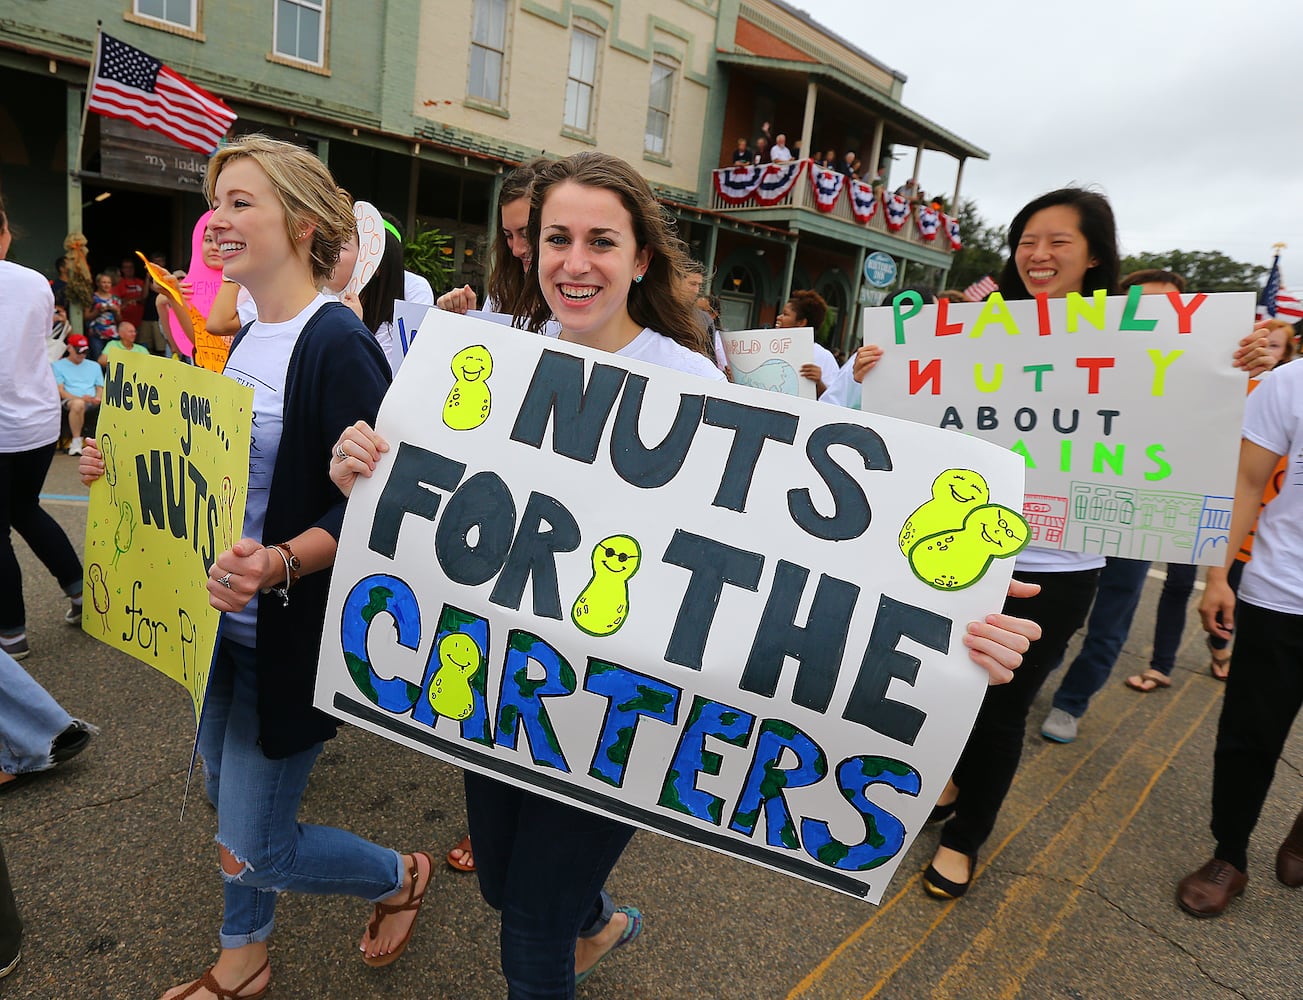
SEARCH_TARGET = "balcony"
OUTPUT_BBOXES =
[707,159,957,256]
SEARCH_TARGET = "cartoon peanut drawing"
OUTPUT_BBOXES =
[907,504,1030,591]
[427,632,481,721]
[112,500,136,569]
[898,468,990,554]
[571,534,642,636]
[442,344,494,431]
[100,433,118,507]
[88,563,110,633]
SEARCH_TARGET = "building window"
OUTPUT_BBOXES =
[274,0,326,65]
[133,0,197,30]
[563,25,600,133]
[644,59,675,156]
[468,0,508,104]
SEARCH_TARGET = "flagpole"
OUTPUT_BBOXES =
[73,22,101,178]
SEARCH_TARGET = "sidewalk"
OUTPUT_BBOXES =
[2,453,1298,999]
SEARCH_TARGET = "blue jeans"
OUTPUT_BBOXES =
[465,772,635,1000]
[1050,557,1152,718]
[0,648,78,775]
[199,640,404,948]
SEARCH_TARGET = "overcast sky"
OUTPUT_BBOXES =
[792,0,1303,278]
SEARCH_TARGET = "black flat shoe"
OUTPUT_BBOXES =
[51,724,92,765]
[923,851,977,899]
[0,726,93,796]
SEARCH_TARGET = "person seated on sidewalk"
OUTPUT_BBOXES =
[97,320,149,369]
[0,648,94,796]
[51,334,103,456]
[1177,346,1303,917]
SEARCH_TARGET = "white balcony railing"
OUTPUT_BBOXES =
[708,159,956,255]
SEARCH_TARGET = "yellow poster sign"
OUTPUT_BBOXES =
[83,353,252,722]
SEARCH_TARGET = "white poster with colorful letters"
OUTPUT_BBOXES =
[861,290,1256,565]
[315,310,1029,902]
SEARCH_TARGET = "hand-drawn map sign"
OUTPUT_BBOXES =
[316,310,1027,902]
[862,290,1255,564]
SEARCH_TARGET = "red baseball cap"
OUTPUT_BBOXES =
[67,334,90,353]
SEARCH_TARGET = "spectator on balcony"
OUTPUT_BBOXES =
[820,149,837,170]
[753,135,770,165]
[769,134,794,162]
[837,150,857,177]
[729,138,750,166]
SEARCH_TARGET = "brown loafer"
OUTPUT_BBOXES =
[1177,859,1247,917]
[1276,810,1303,888]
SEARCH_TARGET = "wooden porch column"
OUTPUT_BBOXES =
[867,119,885,178]
[911,142,923,182]
[799,80,817,163]
[952,156,966,210]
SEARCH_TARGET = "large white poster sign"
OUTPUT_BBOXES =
[861,291,1256,565]
[316,311,1028,903]
[721,326,816,399]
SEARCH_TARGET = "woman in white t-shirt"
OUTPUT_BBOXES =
[80,135,431,999]
[331,151,1040,998]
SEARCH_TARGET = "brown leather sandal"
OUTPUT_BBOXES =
[363,851,433,968]
[1206,636,1231,681]
[172,959,270,1000]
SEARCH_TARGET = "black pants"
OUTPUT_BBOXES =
[1212,600,1303,871]
[941,568,1101,855]
[0,444,82,633]
[0,842,21,966]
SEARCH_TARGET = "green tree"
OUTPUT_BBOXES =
[944,198,1005,291]
[1119,250,1267,293]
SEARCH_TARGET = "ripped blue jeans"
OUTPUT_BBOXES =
[199,639,403,948]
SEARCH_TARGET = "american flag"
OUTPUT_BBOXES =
[87,33,236,154]
[1276,291,1303,322]
[1260,253,1282,317]
[963,275,998,301]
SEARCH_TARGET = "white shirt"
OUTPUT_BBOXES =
[1,261,61,452]
[376,271,434,374]
[1239,360,1303,614]
[545,326,726,382]
[769,144,794,162]
[220,293,330,644]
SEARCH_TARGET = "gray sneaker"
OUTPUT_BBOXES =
[65,600,83,625]
[0,635,29,661]
[1041,707,1079,743]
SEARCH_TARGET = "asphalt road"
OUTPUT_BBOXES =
[3,454,1299,1000]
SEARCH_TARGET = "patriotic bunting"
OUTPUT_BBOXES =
[916,204,940,241]
[942,212,962,251]
[712,164,765,205]
[754,160,805,205]
[849,179,879,224]
[810,164,845,213]
[884,192,911,232]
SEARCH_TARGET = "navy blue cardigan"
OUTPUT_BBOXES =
[227,301,391,757]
